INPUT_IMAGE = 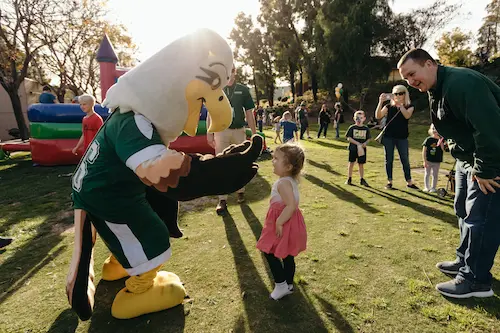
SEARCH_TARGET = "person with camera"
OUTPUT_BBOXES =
[375,85,419,190]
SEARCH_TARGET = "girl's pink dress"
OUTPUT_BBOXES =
[256,177,307,258]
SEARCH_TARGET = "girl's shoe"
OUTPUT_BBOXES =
[270,282,292,300]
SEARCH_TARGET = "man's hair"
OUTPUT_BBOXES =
[42,85,51,91]
[397,48,437,68]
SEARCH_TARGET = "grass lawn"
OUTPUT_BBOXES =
[0,118,499,333]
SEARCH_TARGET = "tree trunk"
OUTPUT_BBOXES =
[251,65,260,105]
[288,61,296,101]
[298,70,303,96]
[311,71,318,102]
[6,87,30,141]
[267,85,274,107]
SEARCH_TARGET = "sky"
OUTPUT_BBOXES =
[105,0,490,62]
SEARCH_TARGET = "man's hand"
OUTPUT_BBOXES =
[424,161,428,168]
[472,175,500,194]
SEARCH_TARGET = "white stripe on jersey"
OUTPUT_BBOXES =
[125,144,168,171]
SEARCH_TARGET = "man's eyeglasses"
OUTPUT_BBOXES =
[394,92,406,96]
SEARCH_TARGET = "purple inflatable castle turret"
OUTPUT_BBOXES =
[96,35,120,101]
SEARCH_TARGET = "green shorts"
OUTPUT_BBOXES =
[83,197,172,276]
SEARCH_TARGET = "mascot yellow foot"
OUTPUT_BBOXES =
[111,266,187,319]
[101,254,129,281]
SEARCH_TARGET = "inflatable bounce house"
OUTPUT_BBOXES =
[0,35,266,166]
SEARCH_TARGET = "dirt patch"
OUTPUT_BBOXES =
[179,197,218,213]
[52,223,74,235]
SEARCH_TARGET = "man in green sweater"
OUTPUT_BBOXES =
[399,49,500,299]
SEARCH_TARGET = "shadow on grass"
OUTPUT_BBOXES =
[394,188,454,207]
[304,174,381,214]
[315,295,355,333]
[360,186,457,227]
[46,309,79,333]
[308,159,341,176]
[223,212,330,332]
[309,139,347,151]
[87,278,186,332]
[0,220,68,307]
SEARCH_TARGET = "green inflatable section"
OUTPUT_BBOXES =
[30,122,82,139]
[180,120,207,136]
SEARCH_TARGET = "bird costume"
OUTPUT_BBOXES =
[66,29,263,320]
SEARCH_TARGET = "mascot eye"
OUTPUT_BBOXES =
[211,77,221,90]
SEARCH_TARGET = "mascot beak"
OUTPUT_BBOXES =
[184,79,232,136]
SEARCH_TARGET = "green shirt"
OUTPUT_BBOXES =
[72,111,167,220]
[224,83,255,129]
[429,65,500,179]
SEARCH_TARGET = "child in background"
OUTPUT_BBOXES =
[422,124,445,192]
[72,94,104,156]
[345,110,371,186]
[280,111,299,143]
[273,115,282,144]
[256,143,307,300]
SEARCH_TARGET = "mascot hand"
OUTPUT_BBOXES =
[165,135,263,201]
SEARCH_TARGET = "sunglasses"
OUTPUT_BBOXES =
[394,92,406,96]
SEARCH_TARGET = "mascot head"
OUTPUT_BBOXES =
[102,29,233,144]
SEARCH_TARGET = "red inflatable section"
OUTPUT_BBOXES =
[30,139,84,166]
[169,135,215,154]
[0,141,31,152]
[30,135,266,166]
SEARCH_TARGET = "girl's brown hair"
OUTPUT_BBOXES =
[275,143,305,179]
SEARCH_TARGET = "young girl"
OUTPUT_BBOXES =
[317,104,331,138]
[280,111,299,143]
[422,124,445,192]
[256,143,307,300]
[273,115,282,144]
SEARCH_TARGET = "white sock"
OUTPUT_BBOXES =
[270,281,291,300]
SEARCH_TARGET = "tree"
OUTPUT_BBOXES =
[0,0,75,140]
[477,0,500,61]
[315,0,392,108]
[230,13,275,106]
[435,28,474,67]
[36,1,137,101]
[380,0,462,63]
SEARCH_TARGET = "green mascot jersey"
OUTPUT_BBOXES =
[72,110,173,275]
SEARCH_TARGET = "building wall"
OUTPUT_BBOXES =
[0,79,42,141]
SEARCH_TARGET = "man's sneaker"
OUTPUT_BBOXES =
[345,178,352,185]
[216,200,228,216]
[429,188,437,193]
[360,178,370,187]
[436,259,465,275]
[237,193,245,204]
[0,236,13,249]
[436,276,494,299]
[288,284,294,292]
[385,183,393,190]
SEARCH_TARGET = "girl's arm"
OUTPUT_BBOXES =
[275,180,297,237]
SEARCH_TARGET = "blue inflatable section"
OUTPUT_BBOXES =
[200,104,207,121]
[28,104,110,123]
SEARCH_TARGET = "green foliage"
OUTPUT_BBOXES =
[435,28,475,67]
